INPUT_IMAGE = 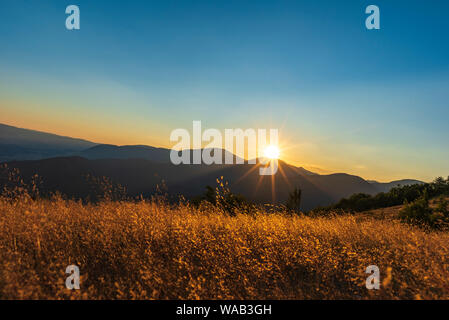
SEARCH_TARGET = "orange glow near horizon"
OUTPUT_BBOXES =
[0,102,437,183]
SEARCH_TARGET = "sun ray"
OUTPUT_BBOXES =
[271,164,276,202]
[235,162,262,185]
[277,161,292,189]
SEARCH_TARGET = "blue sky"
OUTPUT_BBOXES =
[1,0,448,181]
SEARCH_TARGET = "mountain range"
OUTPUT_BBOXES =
[0,123,424,210]
[0,123,95,161]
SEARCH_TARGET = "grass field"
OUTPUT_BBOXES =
[0,195,448,300]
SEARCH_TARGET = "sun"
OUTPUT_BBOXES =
[263,145,280,160]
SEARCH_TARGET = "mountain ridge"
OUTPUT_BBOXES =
[0,123,425,209]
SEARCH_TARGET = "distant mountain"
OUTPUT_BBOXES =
[368,179,425,193]
[77,144,171,162]
[76,144,244,164]
[0,157,323,210]
[0,123,425,210]
[0,123,96,161]
[305,173,379,201]
[1,156,406,211]
[0,123,245,164]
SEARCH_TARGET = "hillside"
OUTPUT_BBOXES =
[369,179,425,193]
[0,123,96,161]
[2,156,388,210]
[76,144,244,164]
[0,123,424,210]
[0,195,447,299]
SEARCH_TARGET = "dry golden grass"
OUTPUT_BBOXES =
[0,195,448,300]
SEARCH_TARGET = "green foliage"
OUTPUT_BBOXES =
[399,195,449,230]
[399,196,432,225]
[314,176,449,214]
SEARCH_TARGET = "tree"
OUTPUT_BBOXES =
[287,187,302,213]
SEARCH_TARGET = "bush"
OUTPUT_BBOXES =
[399,194,449,230]
[191,177,255,216]
[314,176,449,214]
[399,196,432,226]
[286,187,302,213]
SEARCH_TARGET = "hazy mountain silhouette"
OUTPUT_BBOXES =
[77,144,244,164]
[367,179,425,193]
[77,144,171,162]
[0,123,96,161]
[0,157,332,210]
[2,156,419,211]
[0,123,424,210]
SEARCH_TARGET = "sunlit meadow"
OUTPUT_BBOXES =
[0,193,448,300]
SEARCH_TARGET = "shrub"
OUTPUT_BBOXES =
[399,196,432,226]
[286,187,302,213]
[314,176,449,214]
[399,194,449,229]
[192,177,254,216]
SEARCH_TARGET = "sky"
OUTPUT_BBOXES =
[1,0,448,182]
